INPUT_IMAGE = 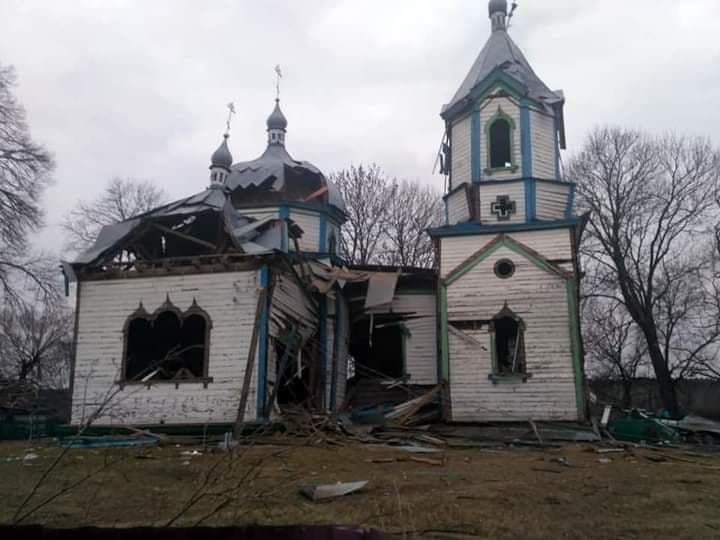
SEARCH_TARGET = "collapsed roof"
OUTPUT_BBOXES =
[70,187,302,271]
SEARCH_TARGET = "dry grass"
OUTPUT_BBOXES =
[1,440,719,539]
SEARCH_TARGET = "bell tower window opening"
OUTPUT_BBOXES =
[489,119,512,168]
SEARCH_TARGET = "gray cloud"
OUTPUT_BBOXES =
[2,0,719,255]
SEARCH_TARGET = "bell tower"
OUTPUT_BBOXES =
[430,1,586,424]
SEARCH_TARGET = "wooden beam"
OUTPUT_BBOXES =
[234,288,267,436]
[150,222,217,251]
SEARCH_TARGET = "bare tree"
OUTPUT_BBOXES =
[378,179,443,268]
[0,63,55,303]
[62,177,168,253]
[571,127,720,416]
[0,295,73,388]
[583,296,648,408]
[330,164,397,265]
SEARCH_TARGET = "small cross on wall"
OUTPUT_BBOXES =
[490,195,517,221]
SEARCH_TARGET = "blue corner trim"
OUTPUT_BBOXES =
[256,265,270,420]
[524,178,536,222]
[520,101,532,179]
[445,199,450,225]
[565,184,577,218]
[319,213,328,253]
[471,111,481,183]
[319,296,328,409]
[428,217,583,238]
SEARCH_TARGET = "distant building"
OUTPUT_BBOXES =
[65,0,585,429]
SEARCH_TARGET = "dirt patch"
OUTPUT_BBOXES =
[1,441,719,538]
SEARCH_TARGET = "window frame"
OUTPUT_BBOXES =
[487,304,532,384]
[120,297,213,388]
[484,107,518,175]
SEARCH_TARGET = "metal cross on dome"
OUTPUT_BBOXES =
[491,195,517,221]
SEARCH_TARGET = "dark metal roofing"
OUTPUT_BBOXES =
[226,140,347,213]
[442,26,563,116]
[72,188,293,266]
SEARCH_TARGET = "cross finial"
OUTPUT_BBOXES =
[224,102,236,137]
[275,65,283,101]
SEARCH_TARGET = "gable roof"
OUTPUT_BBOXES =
[444,233,572,286]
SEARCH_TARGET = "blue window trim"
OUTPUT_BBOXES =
[256,265,270,420]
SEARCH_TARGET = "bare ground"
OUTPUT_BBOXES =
[1,439,719,539]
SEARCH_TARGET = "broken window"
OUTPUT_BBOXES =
[489,118,512,169]
[492,306,526,375]
[349,317,407,379]
[123,299,211,383]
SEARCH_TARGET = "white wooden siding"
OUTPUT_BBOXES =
[450,115,472,190]
[447,187,470,225]
[367,294,438,385]
[479,180,525,224]
[71,271,261,426]
[445,246,579,421]
[440,228,573,278]
[480,96,521,181]
[531,109,557,179]
[290,210,321,252]
[536,182,571,221]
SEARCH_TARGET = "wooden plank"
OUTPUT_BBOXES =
[234,288,267,436]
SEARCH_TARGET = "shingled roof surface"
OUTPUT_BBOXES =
[443,28,562,115]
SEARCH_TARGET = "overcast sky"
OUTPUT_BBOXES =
[2,0,720,254]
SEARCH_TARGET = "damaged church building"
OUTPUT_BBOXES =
[64,0,587,429]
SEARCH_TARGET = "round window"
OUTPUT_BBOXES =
[494,259,515,279]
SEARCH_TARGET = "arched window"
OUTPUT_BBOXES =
[123,298,212,383]
[491,305,526,375]
[486,109,515,170]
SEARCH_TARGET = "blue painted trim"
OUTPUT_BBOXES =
[565,184,577,219]
[428,217,583,238]
[319,295,328,409]
[236,201,346,225]
[445,199,450,225]
[441,68,544,122]
[524,178,533,223]
[471,111,481,183]
[256,265,270,420]
[319,213,328,252]
[520,100,532,179]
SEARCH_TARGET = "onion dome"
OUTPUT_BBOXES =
[210,134,233,171]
